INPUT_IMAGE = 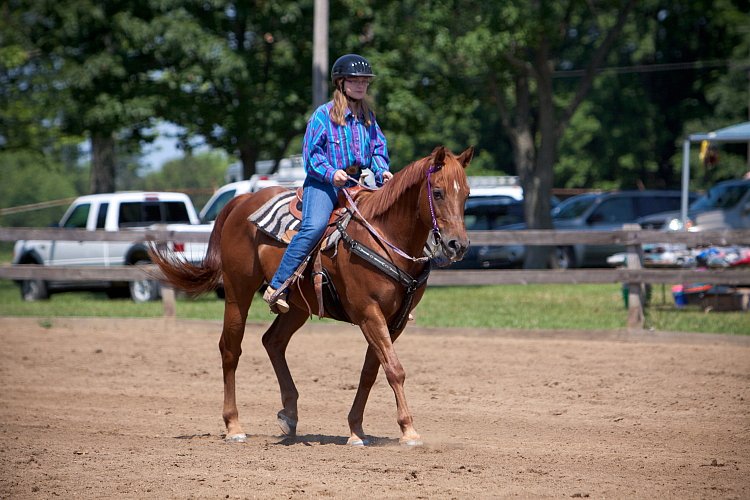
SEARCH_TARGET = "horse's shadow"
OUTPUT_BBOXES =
[275,434,399,447]
[175,432,400,446]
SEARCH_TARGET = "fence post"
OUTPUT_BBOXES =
[161,285,176,318]
[623,223,644,330]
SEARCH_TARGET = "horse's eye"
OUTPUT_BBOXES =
[433,189,444,200]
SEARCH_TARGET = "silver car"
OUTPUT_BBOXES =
[637,179,750,232]
[550,190,697,267]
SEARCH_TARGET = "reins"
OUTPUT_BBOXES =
[341,185,429,264]
[341,162,445,264]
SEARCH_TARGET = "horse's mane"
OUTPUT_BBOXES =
[357,152,463,220]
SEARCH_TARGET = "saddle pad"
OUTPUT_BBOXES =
[248,191,300,244]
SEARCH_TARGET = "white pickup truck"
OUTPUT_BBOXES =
[12,191,200,302]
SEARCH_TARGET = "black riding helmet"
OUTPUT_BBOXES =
[330,54,375,83]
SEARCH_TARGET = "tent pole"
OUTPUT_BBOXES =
[681,139,691,228]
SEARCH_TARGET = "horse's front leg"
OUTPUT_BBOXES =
[347,346,380,445]
[262,306,309,437]
[358,312,421,445]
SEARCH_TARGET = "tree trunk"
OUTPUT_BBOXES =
[90,132,116,194]
[521,47,557,269]
[238,142,259,180]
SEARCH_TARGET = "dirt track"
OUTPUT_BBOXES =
[1,316,748,499]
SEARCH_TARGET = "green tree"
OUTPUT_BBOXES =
[150,0,315,179]
[344,1,489,171]
[0,151,81,227]
[379,1,635,267]
[6,0,166,193]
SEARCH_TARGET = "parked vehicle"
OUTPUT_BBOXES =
[200,156,306,224]
[637,179,750,232]
[449,195,526,269]
[12,191,200,302]
[469,190,698,269]
[550,190,698,267]
[467,176,523,200]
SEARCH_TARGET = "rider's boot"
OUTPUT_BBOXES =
[263,286,289,314]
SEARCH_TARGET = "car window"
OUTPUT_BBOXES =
[464,197,524,230]
[552,194,598,220]
[96,203,109,229]
[635,196,682,217]
[119,201,192,227]
[62,204,90,229]
[589,197,635,223]
[691,183,750,211]
[202,189,237,223]
[162,202,191,223]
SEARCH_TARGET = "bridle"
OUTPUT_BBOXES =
[341,162,450,264]
[425,163,446,254]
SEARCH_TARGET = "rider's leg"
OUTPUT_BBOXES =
[266,178,338,311]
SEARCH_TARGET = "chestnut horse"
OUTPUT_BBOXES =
[149,145,473,445]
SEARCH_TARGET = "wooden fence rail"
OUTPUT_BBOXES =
[1,226,749,329]
[3,226,750,245]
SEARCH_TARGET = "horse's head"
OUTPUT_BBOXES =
[421,146,473,267]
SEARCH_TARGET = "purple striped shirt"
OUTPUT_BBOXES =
[302,101,390,185]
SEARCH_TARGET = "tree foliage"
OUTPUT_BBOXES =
[1,0,748,237]
[149,0,315,178]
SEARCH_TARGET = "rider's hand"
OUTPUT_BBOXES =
[382,171,394,183]
[333,169,348,187]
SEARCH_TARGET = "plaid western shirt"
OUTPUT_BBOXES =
[303,101,390,185]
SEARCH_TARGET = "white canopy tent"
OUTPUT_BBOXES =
[680,121,750,224]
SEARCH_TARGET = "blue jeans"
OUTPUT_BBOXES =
[269,177,339,290]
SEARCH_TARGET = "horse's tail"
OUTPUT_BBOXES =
[149,195,246,297]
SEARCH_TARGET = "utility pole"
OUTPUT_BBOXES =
[313,0,329,108]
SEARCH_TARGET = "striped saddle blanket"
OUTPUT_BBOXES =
[248,191,301,244]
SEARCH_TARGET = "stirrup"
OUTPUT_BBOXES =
[263,286,289,314]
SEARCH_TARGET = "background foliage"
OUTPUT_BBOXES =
[1,0,748,226]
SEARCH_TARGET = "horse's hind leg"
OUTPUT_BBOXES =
[219,279,260,442]
[262,306,309,437]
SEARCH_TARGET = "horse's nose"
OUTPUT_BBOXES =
[447,238,469,260]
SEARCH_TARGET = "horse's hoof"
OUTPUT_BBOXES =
[347,437,370,446]
[277,411,297,436]
[225,433,247,443]
[400,438,423,447]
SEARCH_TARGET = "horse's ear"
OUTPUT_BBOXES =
[457,146,474,169]
[432,146,446,167]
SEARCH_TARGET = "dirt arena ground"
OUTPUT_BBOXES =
[1,316,748,499]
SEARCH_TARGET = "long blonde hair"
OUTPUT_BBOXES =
[330,81,374,127]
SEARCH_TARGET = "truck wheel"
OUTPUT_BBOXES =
[21,279,49,301]
[129,260,161,303]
